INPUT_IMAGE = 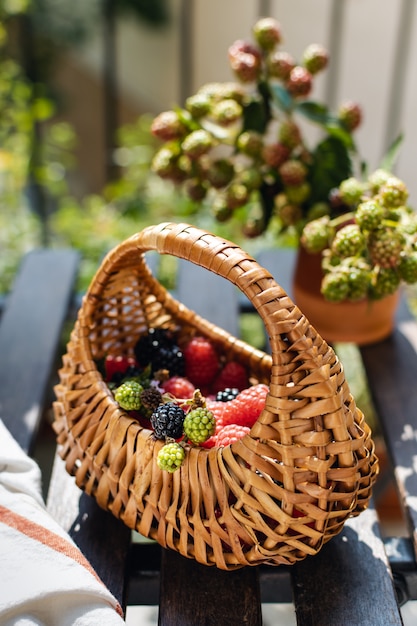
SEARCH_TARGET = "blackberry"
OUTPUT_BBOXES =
[355,200,385,231]
[216,388,240,402]
[134,328,175,367]
[399,252,417,284]
[140,387,163,412]
[152,345,185,377]
[157,442,185,473]
[183,407,216,444]
[151,402,186,440]
[300,216,333,253]
[321,267,350,302]
[331,224,365,258]
[370,267,400,299]
[114,380,144,411]
[338,177,365,205]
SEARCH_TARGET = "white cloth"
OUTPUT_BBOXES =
[0,419,125,625]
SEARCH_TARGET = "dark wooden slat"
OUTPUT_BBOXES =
[47,455,131,611]
[361,299,417,557]
[0,248,79,454]
[292,505,403,625]
[158,548,262,626]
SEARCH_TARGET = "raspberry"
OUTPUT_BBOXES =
[216,388,240,402]
[151,111,187,141]
[279,159,307,186]
[162,376,196,399]
[300,216,333,253]
[338,101,362,131]
[150,402,186,440]
[222,384,269,428]
[286,66,313,98]
[368,228,405,268]
[355,200,385,231]
[331,224,365,258]
[302,43,329,74]
[216,424,251,447]
[252,17,282,50]
[181,129,214,159]
[267,51,295,80]
[183,407,216,444]
[262,142,291,168]
[157,442,185,472]
[184,336,220,387]
[104,354,137,383]
[212,361,249,393]
[114,380,144,411]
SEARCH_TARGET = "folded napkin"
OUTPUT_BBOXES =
[0,419,125,625]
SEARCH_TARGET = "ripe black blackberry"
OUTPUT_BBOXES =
[134,328,175,367]
[216,387,240,402]
[151,402,186,440]
[152,345,185,377]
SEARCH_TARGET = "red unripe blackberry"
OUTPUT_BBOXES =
[267,51,295,80]
[286,66,313,98]
[151,111,187,141]
[338,101,362,131]
[252,17,282,50]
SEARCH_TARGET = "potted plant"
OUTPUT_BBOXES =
[149,16,415,345]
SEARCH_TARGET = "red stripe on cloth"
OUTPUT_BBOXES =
[0,505,123,617]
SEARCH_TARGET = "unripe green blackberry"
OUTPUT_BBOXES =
[236,130,263,158]
[225,182,249,209]
[338,101,362,131]
[321,268,350,302]
[211,98,243,126]
[115,380,144,411]
[355,200,385,231]
[301,216,334,253]
[370,267,400,299]
[343,257,371,301]
[284,181,311,205]
[399,251,417,284]
[279,159,307,186]
[378,176,409,208]
[151,111,188,141]
[253,17,282,50]
[302,43,329,74]
[213,197,234,222]
[181,129,214,159]
[278,120,301,149]
[185,93,211,118]
[267,51,295,80]
[183,407,215,444]
[157,442,185,472]
[151,402,186,440]
[238,168,263,191]
[276,201,303,226]
[339,177,365,205]
[368,228,405,268]
[204,158,235,188]
[151,147,180,180]
[286,66,313,98]
[331,224,365,258]
[368,169,391,194]
[306,202,331,221]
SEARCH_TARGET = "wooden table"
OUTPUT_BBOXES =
[2,245,416,624]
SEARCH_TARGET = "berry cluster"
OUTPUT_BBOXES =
[101,330,269,471]
[150,17,360,239]
[301,170,417,301]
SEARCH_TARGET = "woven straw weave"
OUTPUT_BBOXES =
[53,222,378,570]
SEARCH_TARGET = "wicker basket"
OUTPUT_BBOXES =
[53,222,378,570]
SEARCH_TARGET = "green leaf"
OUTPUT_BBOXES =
[379,133,403,172]
[308,135,353,204]
[270,84,294,113]
[295,101,331,124]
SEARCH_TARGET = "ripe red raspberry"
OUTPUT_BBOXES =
[222,384,269,428]
[200,399,227,448]
[183,336,220,387]
[162,376,196,399]
[212,361,250,393]
[104,354,136,382]
[216,424,251,447]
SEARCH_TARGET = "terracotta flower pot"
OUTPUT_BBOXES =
[292,247,400,346]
